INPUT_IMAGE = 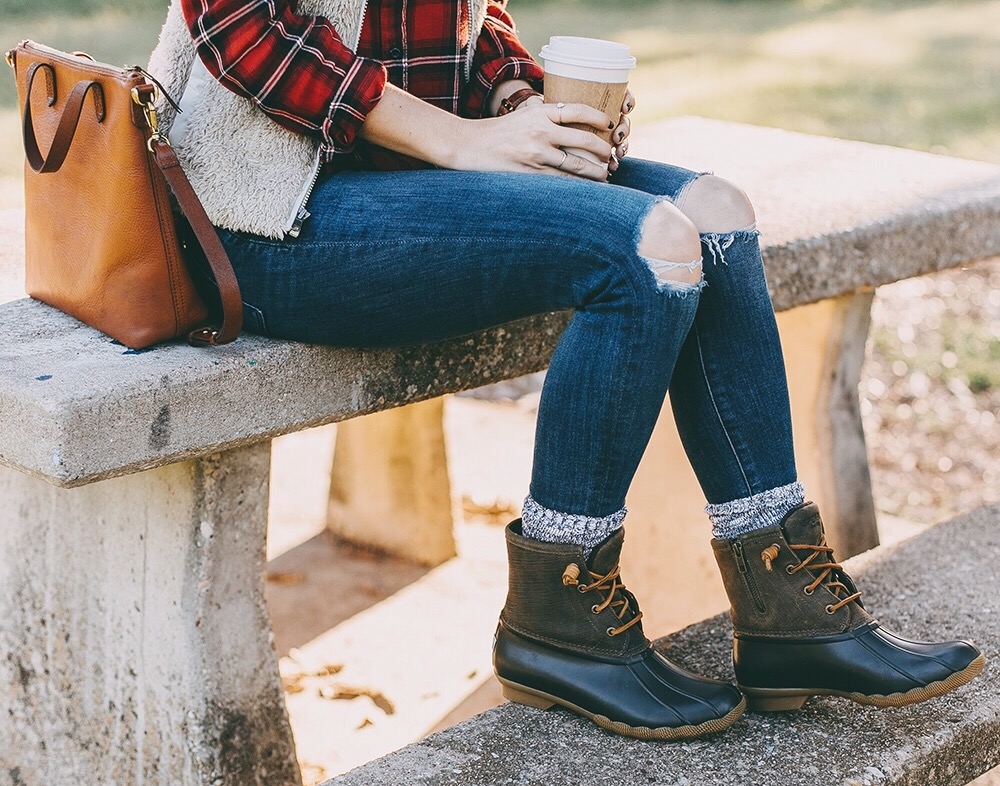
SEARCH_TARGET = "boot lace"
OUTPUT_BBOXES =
[786,540,862,613]
[562,563,643,636]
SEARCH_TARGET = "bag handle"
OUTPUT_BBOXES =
[20,63,242,346]
[22,63,106,174]
[151,140,242,346]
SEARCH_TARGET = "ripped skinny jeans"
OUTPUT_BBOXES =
[216,157,798,518]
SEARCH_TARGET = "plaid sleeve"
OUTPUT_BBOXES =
[180,0,387,153]
[463,0,545,118]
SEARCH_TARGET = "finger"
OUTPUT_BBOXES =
[611,117,632,145]
[552,149,610,182]
[554,127,614,163]
[622,89,636,115]
[546,101,614,132]
[616,138,629,160]
[609,152,620,173]
[612,115,632,145]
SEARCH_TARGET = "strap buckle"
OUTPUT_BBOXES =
[131,84,172,151]
[188,328,220,347]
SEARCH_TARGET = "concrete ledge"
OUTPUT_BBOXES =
[328,504,1000,786]
[0,303,569,487]
[632,118,1000,311]
[4,118,1000,486]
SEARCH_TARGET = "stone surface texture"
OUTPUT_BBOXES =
[4,119,1000,487]
[0,443,301,786]
[328,397,456,565]
[327,504,1000,786]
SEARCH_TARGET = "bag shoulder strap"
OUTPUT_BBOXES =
[152,140,242,346]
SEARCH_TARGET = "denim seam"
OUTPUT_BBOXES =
[694,325,753,498]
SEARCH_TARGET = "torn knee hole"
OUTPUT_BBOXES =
[638,201,702,274]
[676,174,756,234]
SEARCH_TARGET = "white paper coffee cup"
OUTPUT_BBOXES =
[540,37,637,165]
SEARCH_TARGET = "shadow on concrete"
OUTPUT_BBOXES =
[266,530,430,657]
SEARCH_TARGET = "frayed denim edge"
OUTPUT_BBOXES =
[702,226,760,266]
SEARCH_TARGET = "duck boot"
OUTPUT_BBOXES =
[494,520,745,740]
[712,501,985,711]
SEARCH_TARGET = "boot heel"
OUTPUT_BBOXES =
[745,692,809,712]
[502,684,556,710]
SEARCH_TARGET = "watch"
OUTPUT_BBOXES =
[497,88,542,116]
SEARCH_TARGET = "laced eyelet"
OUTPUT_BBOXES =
[606,627,617,636]
[825,604,836,614]
[803,586,814,596]
[785,564,795,574]
[577,585,587,593]
[591,604,600,614]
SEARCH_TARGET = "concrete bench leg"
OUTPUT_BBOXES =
[0,443,300,786]
[327,398,456,566]
[623,292,880,634]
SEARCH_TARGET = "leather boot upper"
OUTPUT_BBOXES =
[501,521,648,659]
[712,502,875,637]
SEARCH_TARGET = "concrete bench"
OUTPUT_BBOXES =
[326,504,1000,786]
[2,117,1000,785]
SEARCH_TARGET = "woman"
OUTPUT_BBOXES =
[149,0,984,741]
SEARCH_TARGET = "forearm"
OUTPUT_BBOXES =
[358,83,467,168]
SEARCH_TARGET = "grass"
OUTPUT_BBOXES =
[509,0,1000,162]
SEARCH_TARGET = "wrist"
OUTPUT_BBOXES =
[487,78,536,116]
[497,87,542,116]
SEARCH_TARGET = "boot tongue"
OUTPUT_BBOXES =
[779,502,824,547]
[587,527,626,577]
[585,527,645,636]
[779,502,868,620]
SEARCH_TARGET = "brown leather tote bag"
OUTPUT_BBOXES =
[7,40,241,349]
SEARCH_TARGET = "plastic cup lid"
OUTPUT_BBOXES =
[539,36,637,70]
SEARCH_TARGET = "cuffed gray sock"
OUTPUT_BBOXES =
[521,495,626,556]
[706,481,805,540]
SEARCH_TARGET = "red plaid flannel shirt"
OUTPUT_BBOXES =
[180,0,544,169]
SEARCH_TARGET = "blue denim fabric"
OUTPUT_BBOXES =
[216,157,797,516]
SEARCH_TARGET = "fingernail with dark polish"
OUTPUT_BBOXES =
[608,120,615,129]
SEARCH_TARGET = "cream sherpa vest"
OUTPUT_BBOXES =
[148,0,488,239]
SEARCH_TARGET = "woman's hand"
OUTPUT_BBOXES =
[608,89,635,174]
[450,100,615,182]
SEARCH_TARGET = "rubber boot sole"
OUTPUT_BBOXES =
[741,652,986,712]
[498,677,746,741]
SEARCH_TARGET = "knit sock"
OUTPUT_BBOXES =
[521,495,626,557]
[706,481,805,540]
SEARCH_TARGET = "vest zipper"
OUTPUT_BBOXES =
[464,0,474,81]
[733,542,767,615]
[352,0,370,51]
[284,0,370,239]
[285,150,323,238]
